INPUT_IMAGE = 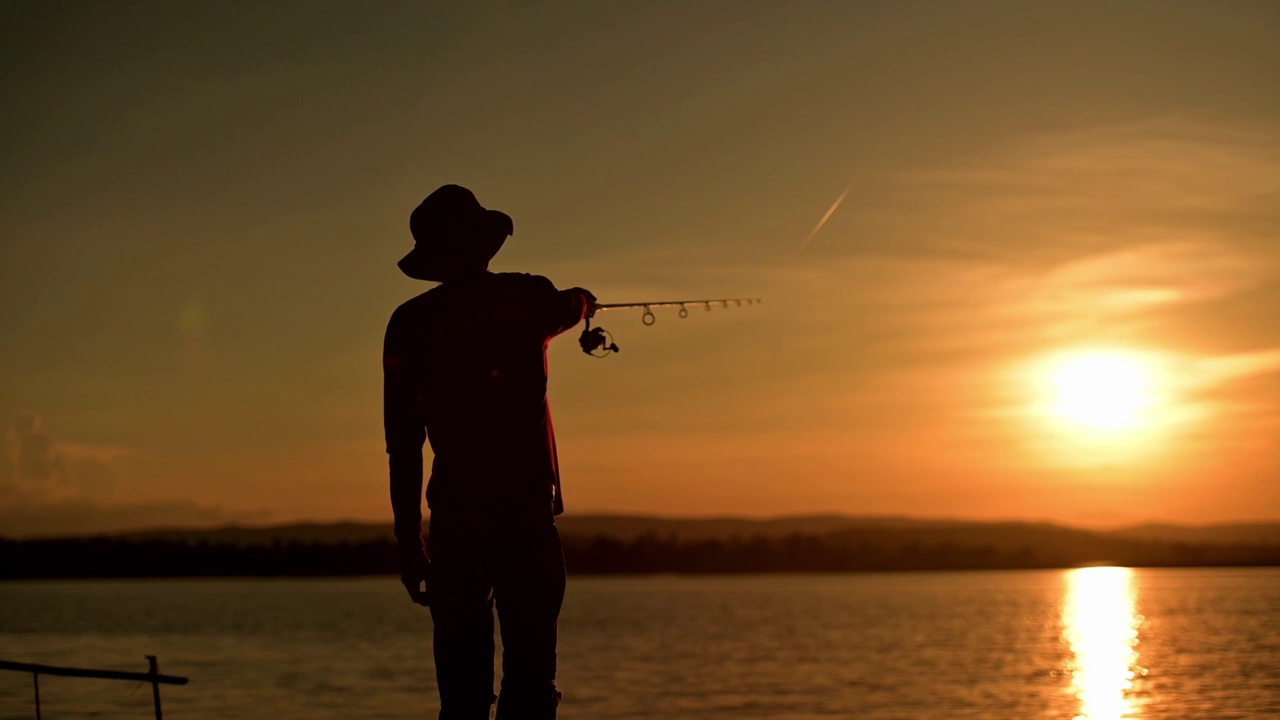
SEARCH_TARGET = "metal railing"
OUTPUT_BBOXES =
[0,656,188,719]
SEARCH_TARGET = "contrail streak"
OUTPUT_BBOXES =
[796,185,850,255]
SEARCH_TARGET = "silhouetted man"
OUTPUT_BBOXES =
[384,185,594,720]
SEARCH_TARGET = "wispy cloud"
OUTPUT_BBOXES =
[1027,239,1263,316]
[1173,348,1280,430]
[1193,349,1280,386]
[0,412,266,537]
[899,117,1280,249]
[820,118,1280,352]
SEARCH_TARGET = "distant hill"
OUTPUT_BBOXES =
[560,514,961,541]
[1105,522,1280,546]
[3,514,1279,579]
[112,521,396,546]
[27,514,1280,547]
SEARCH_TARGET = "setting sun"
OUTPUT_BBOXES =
[1030,350,1167,438]
[1047,352,1152,431]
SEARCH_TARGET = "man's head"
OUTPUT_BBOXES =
[399,185,513,282]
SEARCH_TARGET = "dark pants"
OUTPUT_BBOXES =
[427,508,566,720]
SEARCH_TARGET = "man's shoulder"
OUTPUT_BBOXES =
[388,287,444,327]
[493,272,555,290]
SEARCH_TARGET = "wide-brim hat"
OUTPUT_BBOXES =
[399,185,513,281]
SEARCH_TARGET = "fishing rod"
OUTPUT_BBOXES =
[578,297,763,357]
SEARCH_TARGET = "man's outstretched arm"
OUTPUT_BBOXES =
[383,309,430,604]
[529,276,595,339]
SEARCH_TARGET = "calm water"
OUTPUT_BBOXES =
[1,568,1278,719]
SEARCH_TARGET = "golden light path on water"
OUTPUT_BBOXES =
[1063,567,1146,720]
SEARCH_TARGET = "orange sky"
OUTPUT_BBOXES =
[3,1,1279,535]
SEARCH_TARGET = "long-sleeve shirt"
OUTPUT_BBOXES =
[383,272,591,548]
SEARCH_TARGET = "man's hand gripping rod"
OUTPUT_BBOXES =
[578,297,763,357]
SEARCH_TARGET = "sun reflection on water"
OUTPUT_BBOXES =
[1063,567,1145,720]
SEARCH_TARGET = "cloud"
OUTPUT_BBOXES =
[0,413,120,503]
[14,413,58,481]
[896,117,1280,252]
[1176,347,1280,426]
[817,118,1280,355]
[1028,239,1264,317]
[0,423,13,488]
[0,413,274,537]
[1194,349,1280,385]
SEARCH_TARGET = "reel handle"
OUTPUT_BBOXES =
[578,318,619,356]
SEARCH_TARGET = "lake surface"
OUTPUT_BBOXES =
[2,568,1278,719]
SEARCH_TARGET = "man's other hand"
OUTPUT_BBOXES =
[399,548,433,607]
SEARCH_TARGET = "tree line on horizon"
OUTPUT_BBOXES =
[2,526,1279,579]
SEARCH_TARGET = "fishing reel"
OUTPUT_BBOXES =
[578,317,619,357]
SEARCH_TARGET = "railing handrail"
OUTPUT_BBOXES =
[0,656,187,719]
[0,659,189,685]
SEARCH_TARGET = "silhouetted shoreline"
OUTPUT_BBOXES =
[3,516,1278,579]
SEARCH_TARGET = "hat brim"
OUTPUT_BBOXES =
[399,210,512,281]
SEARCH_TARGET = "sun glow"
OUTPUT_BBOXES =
[1039,350,1158,433]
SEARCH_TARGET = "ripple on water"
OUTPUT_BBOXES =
[1,568,1278,719]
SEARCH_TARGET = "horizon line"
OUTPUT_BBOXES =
[7,511,1280,541]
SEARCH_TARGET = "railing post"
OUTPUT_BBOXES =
[146,655,162,720]
[33,672,41,720]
